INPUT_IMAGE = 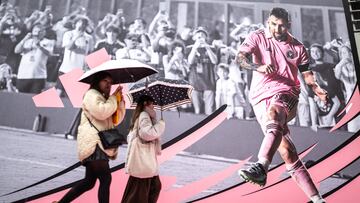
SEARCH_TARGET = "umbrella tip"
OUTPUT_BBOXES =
[145,77,149,90]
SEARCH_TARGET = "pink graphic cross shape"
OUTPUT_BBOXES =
[33,48,111,108]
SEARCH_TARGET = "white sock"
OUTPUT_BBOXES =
[310,194,324,203]
[258,158,270,173]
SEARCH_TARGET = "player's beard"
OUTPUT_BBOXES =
[273,32,287,41]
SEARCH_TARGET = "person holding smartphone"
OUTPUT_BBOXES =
[14,23,54,93]
[187,26,218,115]
[56,16,94,96]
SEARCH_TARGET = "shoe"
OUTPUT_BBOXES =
[238,162,267,186]
[245,116,256,121]
[313,199,326,203]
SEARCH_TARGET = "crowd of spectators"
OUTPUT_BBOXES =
[0,1,358,131]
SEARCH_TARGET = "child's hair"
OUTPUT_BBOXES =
[129,94,155,131]
[217,63,229,73]
[168,40,186,58]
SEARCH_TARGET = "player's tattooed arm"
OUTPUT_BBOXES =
[236,51,277,74]
[236,51,259,71]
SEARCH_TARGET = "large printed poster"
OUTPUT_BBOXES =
[0,0,359,202]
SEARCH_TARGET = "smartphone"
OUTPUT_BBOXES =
[159,2,167,14]
[117,8,123,15]
[45,5,52,11]
[1,0,9,7]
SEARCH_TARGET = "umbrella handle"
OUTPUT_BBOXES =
[177,107,180,118]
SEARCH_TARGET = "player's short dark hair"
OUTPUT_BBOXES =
[269,7,289,22]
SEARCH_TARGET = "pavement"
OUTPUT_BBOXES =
[0,126,348,203]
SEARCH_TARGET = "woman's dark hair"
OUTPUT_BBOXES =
[129,94,154,131]
[168,40,186,58]
[89,71,112,93]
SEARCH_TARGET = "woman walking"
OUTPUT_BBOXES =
[55,71,126,203]
[122,95,165,203]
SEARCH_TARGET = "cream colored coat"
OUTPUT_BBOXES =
[125,111,165,176]
[77,89,126,162]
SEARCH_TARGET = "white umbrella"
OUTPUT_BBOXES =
[78,59,158,84]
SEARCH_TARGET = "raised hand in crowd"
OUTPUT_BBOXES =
[193,37,208,49]
[170,46,184,61]
[0,12,13,32]
[14,32,32,54]
[148,10,171,38]
[0,2,8,15]
[0,12,12,24]
[24,10,41,30]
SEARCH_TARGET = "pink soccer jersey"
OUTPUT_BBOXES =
[239,28,309,105]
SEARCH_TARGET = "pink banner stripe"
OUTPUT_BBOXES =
[160,176,178,191]
[309,136,360,183]
[199,174,311,203]
[196,143,318,203]
[59,68,89,108]
[242,177,316,203]
[326,175,360,202]
[85,48,111,69]
[331,86,360,132]
[159,157,251,203]
[158,112,227,164]
[32,87,64,107]
[28,172,129,203]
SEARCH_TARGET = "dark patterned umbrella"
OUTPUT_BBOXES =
[127,77,193,111]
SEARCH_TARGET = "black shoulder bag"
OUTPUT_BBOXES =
[85,116,127,149]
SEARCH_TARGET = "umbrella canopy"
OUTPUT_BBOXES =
[78,59,158,84]
[127,78,193,111]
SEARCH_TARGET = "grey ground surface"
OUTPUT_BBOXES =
[0,127,347,203]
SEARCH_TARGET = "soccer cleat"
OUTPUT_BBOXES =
[238,162,267,186]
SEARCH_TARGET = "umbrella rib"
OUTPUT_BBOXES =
[159,85,163,111]
[124,68,135,83]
